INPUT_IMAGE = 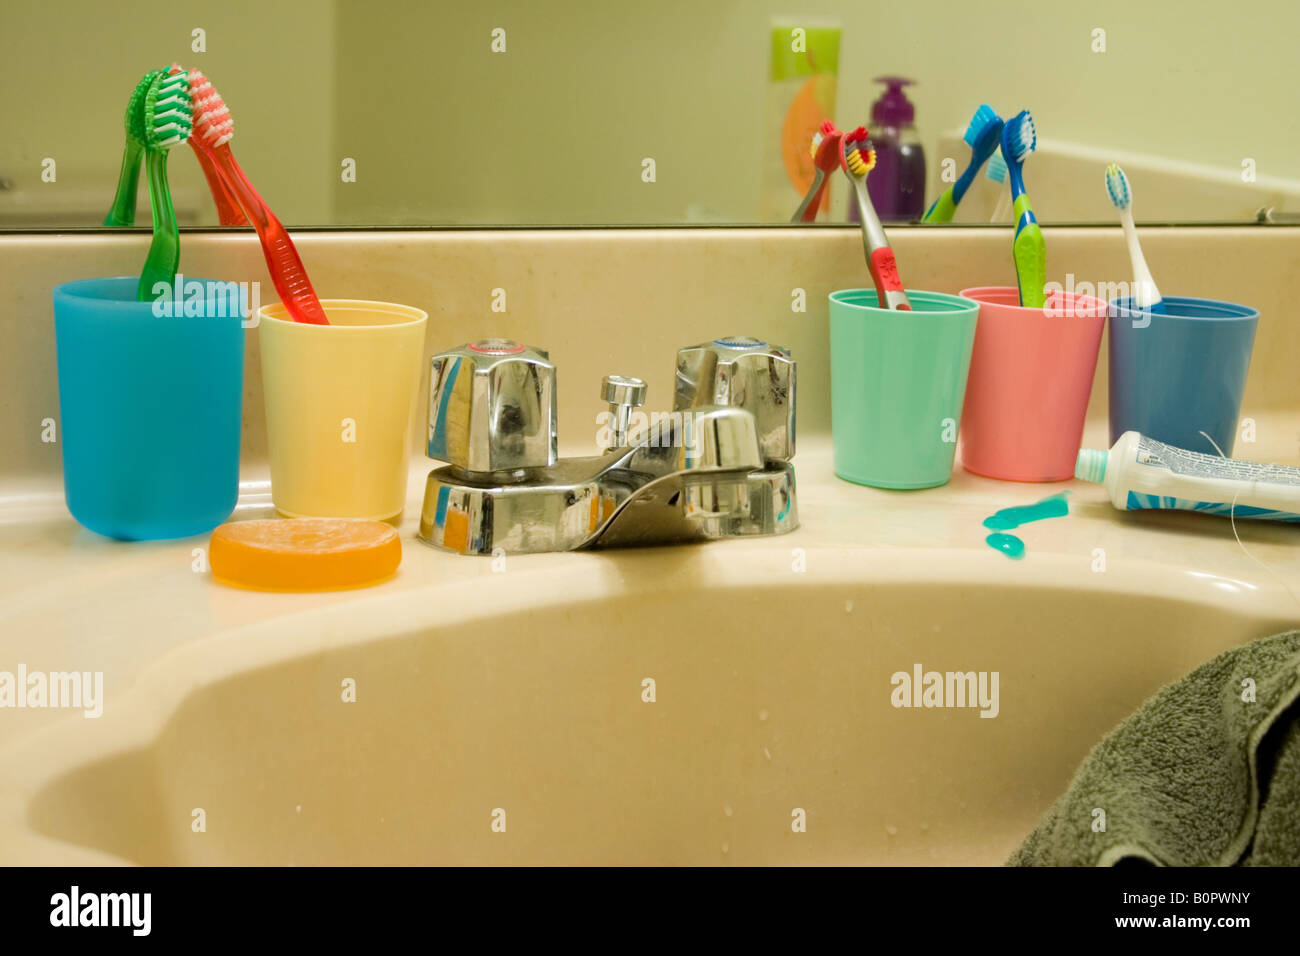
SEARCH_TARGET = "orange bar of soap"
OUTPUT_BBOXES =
[210,518,401,591]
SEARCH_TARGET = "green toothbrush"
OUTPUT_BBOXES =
[137,69,193,301]
[103,68,166,227]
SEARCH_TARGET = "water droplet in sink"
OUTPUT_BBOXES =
[295,805,302,813]
[885,824,898,836]
[844,600,854,612]
[758,709,769,721]
[722,841,730,854]
[724,805,733,817]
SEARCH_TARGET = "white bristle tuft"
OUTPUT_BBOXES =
[1105,163,1131,210]
[188,69,234,147]
[1009,112,1037,162]
[985,150,1007,183]
[148,71,191,147]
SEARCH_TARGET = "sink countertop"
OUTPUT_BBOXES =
[2,420,1299,751]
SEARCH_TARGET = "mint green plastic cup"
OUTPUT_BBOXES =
[829,289,979,489]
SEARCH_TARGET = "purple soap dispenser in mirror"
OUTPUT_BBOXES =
[860,76,926,222]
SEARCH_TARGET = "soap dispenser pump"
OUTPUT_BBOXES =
[864,76,926,222]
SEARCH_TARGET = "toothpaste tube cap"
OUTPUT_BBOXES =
[1075,448,1108,483]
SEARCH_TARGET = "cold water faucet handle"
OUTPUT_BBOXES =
[674,336,796,462]
[426,338,557,474]
[601,374,647,451]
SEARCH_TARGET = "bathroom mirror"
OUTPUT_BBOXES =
[2,0,1296,228]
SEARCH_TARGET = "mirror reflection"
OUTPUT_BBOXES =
[2,0,1296,228]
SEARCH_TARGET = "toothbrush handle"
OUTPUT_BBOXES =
[1008,183,1045,307]
[1120,209,1163,310]
[1012,221,1046,308]
[1007,159,1028,204]
[137,149,180,301]
[870,248,911,311]
[188,139,248,226]
[950,154,982,206]
[923,186,958,223]
[208,146,329,326]
[853,181,912,310]
[792,169,828,223]
[104,140,144,227]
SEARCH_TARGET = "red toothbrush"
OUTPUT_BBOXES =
[189,142,248,226]
[793,121,844,222]
[186,69,329,325]
[842,128,911,311]
[166,65,246,226]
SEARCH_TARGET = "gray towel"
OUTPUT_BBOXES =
[1011,629,1300,866]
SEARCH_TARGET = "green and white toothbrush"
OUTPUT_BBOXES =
[103,67,165,227]
[136,69,193,301]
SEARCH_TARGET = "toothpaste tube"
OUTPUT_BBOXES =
[1075,430,1300,522]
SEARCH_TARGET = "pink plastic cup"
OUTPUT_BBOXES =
[957,286,1108,482]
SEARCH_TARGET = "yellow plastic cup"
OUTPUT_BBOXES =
[259,299,427,521]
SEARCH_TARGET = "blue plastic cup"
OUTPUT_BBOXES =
[1109,296,1258,456]
[53,277,246,540]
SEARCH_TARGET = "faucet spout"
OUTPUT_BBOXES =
[616,405,763,478]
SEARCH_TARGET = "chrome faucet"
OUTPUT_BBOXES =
[417,336,798,554]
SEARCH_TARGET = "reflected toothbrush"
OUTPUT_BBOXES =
[1001,110,1045,307]
[793,121,843,223]
[103,68,165,227]
[187,69,329,325]
[985,148,1011,222]
[922,105,1003,223]
[137,69,193,300]
[842,131,911,310]
[167,64,247,226]
[1104,163,1166,314]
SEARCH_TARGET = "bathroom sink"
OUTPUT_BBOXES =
[2,547,1291,866]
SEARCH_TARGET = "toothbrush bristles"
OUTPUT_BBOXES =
[1104,163,1131,210]
[986,149,1007,183]
[846,146,876,178]
[147,71,192,147]
[188,69,235,147]
[1009,111,1037,162]
[963,104,999,148]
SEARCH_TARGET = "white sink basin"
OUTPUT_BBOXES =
[2,549,1291,865]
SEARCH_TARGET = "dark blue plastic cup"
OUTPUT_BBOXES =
[53,276,246,540]
[1109,296,1258,457]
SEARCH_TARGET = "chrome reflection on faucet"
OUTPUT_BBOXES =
[417,337,798,554]
[426,338,557,472]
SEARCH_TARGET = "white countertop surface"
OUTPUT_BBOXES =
[2,422,1299,752]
